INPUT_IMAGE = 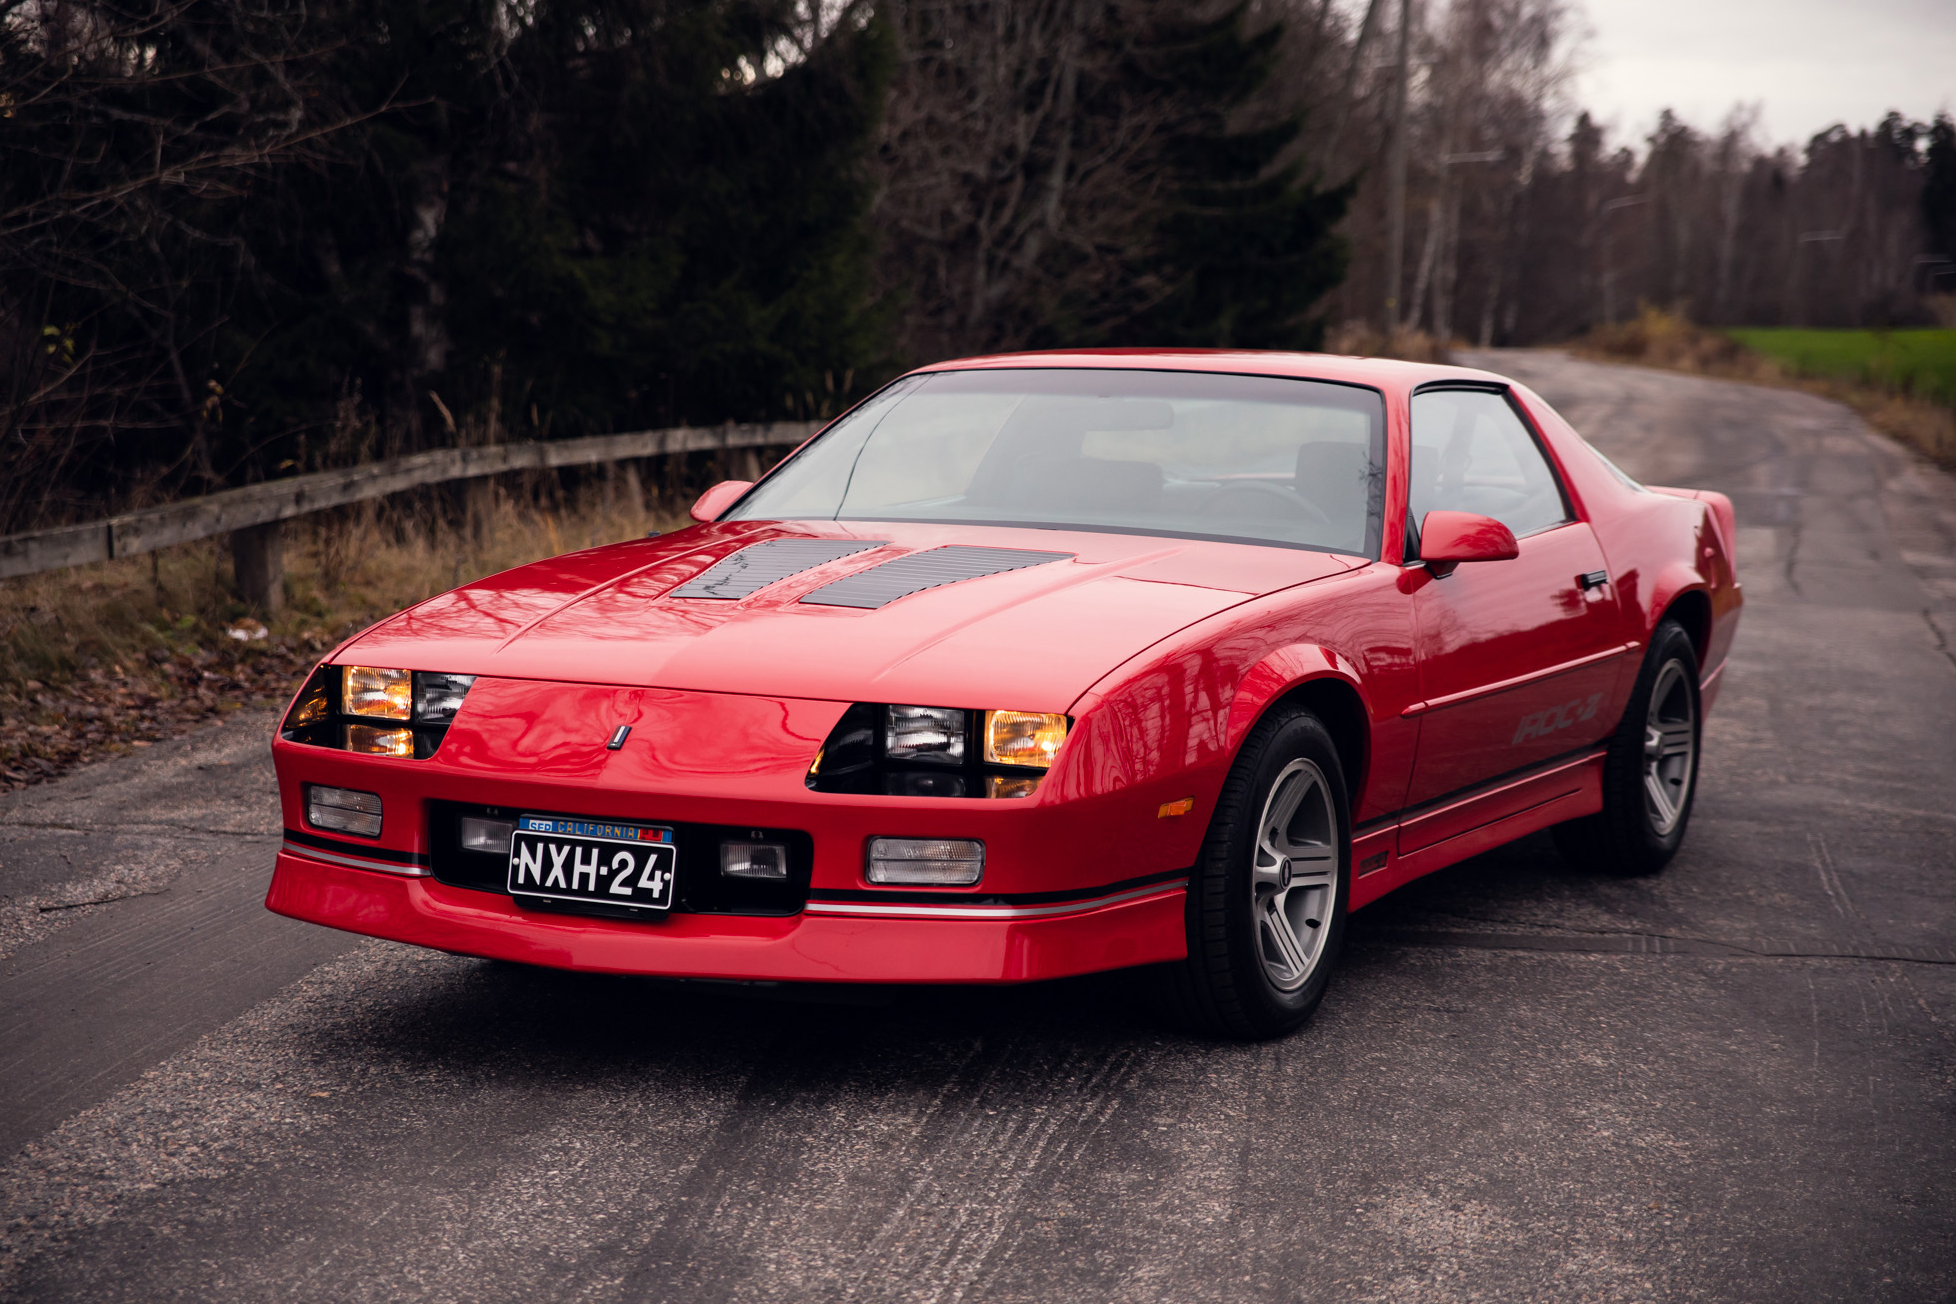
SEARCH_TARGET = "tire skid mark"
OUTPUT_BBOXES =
[826,1040,1141,1304]
[612,1028,1144,1304]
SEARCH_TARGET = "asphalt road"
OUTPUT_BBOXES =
[2,351,1953,1302]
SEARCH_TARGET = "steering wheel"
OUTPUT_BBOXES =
[1199,480,1336,533]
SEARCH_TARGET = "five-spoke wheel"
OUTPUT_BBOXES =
[1250,758,1338,992]
[1641,658,1697,836]
[1553,617,1702,876]
[1158,706,1350,1039]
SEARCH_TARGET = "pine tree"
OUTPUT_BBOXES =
[1924,114,1956,266]
[1108,3,1352,350]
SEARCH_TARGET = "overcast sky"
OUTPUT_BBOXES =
[1568,0,1956,151]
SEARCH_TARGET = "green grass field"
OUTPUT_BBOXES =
[1726,328,1956,406]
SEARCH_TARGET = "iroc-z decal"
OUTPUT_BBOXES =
[1513,692,1605,744]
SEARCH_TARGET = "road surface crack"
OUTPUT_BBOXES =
[36,886,171,912]
[1356,923,1956,966]
[1924,609,1956,673]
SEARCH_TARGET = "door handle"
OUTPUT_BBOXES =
[1577,570,1610,591]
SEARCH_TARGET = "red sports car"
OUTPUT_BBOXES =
[267,350,1740,1038]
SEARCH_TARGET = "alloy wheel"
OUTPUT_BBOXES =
[1250,757,1339,991]
[1642,658,1697,836]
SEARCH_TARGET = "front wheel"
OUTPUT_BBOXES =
[1553,618,1702,876]
[1156,707,1351,1039]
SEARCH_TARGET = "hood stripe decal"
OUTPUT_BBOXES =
[800,545,1072,610]
[671,538,889,600]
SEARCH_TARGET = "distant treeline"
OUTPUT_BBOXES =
[1270,0,1956,346]
[0,0,1349,531]
[3,0,1953,534]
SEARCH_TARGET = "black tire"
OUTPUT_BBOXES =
[1552,618,1702,876]
[1156,706,1351,1040]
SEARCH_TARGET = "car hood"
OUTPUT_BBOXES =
[342,521,1358,712]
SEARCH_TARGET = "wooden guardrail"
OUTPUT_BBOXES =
[0,419,816,604]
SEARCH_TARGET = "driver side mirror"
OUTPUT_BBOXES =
[1416,510,1519,575]
[689,480,754,523]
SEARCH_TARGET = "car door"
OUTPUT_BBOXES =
[1401,386,1631,822]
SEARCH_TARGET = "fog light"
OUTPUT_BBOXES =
[721,841,789,880]
[307,784,382,837]
[886,705,966,764]
[866,837,984,885]
[347,724,414,757]
[460,816,514,855]
[344,666,411,719]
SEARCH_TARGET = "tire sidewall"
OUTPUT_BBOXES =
[1622,621,1702,861]
[1210,712,1352,1033]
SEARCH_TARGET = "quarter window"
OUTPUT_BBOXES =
[1408,389,1570,541]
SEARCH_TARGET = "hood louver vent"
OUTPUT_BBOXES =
[799,545,1072,610]
[671,538,889,601]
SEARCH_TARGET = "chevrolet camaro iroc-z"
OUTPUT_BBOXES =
[267,350,1741,1038]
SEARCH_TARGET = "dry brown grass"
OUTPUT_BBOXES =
[0,477,690,789]
[1323,322,1454,364]
[1576,305,1956,471]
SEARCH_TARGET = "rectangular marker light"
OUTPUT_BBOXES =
[866,837,984,886]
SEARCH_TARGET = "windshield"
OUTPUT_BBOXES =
[725,368,1388,556]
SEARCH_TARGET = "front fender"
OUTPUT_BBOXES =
[1223,643,1373,754]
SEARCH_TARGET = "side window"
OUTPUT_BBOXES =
[1409,389,1570,540]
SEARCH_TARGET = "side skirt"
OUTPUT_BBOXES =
[1350,748,1607,910]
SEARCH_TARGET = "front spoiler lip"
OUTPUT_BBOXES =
[804,870,1188,919]
[278,839,1187,920]
[281,833,430,876]
[267,851,1189,983]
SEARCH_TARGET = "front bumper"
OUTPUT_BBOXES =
[270,674,1214,983]
[266,849,1187,983]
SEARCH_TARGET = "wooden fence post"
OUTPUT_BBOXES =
[231,521,284,612]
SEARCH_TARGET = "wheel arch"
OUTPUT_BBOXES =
[1657,584,1713,667]
[1225,646,1374,812]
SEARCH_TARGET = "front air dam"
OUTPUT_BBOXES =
[266,851,1188,983]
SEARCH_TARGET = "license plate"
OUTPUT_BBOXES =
[507,815,677,912]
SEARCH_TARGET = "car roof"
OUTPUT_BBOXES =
[904,348,1510,397]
